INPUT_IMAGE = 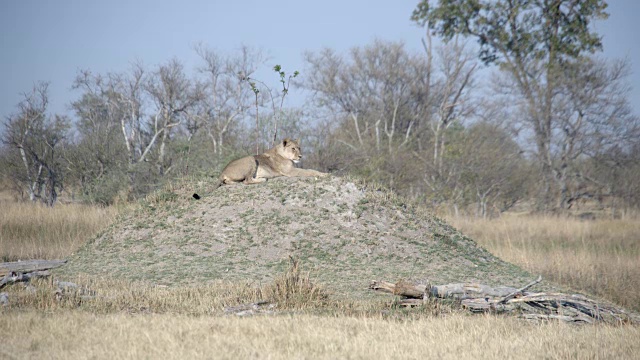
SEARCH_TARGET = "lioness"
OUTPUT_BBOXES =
[193,138,327,199]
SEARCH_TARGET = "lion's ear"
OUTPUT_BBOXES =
[295,138,300,144]
[282,138,289,147]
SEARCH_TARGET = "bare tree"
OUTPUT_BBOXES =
[70,66,147,202]
[72,64,146,165]
[551,57,639,209]
[302,39,478,201]
[70,60,202,200]
[2,82,69,205]
[195,45,266,157]
[303,41,438,192]
[304,41,432,153]
[419,34,477,205]
[2,83,49,201]
[144,58,202,176]
[304,41,424,153]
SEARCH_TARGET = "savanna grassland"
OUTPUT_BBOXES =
[1,180,639,359]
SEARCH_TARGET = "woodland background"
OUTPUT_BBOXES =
[2,0,639,218]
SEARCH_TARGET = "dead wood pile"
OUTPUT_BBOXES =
[369,276,638,325]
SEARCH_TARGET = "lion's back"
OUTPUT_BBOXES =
[220,155,257,180]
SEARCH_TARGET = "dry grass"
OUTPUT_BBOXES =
[1,259,334,315]
[447,215,640,312]
[261,257,330,309]
[2,264,636,359]
[1,276,261,315]
[2,311,638,359]
[0,201,118,261]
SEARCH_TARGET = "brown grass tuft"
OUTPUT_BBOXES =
[258,257,330,309]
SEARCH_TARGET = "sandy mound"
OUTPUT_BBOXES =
[61,176,532,298]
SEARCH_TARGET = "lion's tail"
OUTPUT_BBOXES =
[192,179,224,200]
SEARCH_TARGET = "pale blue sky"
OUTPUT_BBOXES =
[1,0,638,118]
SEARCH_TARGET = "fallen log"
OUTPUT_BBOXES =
[369,280,525,300]
[0,259,67,276]
[0,259,66,290]
[0,270,51,289]
[369,280,428,298]
[430,283,520,299]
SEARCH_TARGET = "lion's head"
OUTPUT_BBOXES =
[278,138,302,163]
